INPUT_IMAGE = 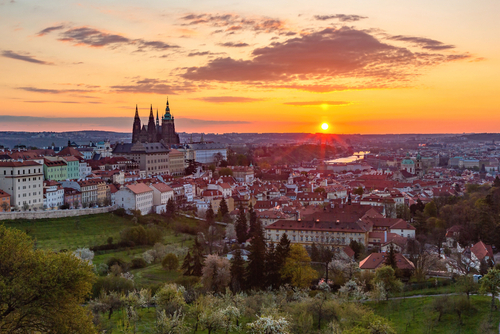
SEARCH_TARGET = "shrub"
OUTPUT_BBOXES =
[173,222,201,236]
[114,208,126,217]
[95,263,109,276]
[120,225,163,246]
[162,253,179,271]
[106,257,129,271]
[92,275,135,298]
[154,283,186,315]
[131,257,147,269]
[174,275,200,290]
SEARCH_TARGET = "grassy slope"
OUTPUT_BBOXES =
[1,213,134,251]
[368,295,500,334]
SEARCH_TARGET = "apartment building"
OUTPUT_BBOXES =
[112,142,169,175]
[43,180,64,209]
[115,183,154,215]
[0,161,44,210]
[43,159,67,181]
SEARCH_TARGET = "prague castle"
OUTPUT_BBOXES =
[132,99,180,146]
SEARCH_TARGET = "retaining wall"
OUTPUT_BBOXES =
[0,205,117,220]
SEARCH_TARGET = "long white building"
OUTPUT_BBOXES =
[0,160,44,210]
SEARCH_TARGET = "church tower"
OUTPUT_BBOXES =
[132,105,141,143]
[161,98,180,146]
[147,104,157,142]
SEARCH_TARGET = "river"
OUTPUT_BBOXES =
[326,151,370,164]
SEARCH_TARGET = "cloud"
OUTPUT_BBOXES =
[387,35,455,50]
[110,78,197,95]
[218,42,249,47]
[180,13,288,34]
[314,14,368,22]
[177,118,251,126]
[192,96,263,103]
[36,24,65,36]
[187,51,220,57]
[283,100,350,106]
[182,27,470,86]
[23,100,102,104]
[38,25,179,51]
[1,50,53,65]
[17,87,96,94]
[0,115,250,129]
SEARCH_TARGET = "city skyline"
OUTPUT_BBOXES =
[1,0,499,134]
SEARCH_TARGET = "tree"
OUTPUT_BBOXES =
[1,201,9,212]
[162,253,179,271]
[206,204,215,225]
[154,283,187,316]
[219,168,233,176]
[230,248,246,292]
[219,197,229,217]
[248,203,257,237]
[275,233,291,286]
[384,245,398,270]
[373,266,403,300]
[214,152,224,166]
[155,310,190,334]
[264,243,280,289]
[494,176,500,188]
[310,242,321,262]
[0,225,97,334]
[235,205,248,244]
[349,240,365,261]
[22,202,29,211]
[201,254,231,293]
[181,252,193,276]
[480,268,500,310]
[314,187,326,194]
[246,221,266,290]
[166,198,176,218]
[281,244,318,288]
[353,186,364,196]
[458,274,478,301]
[424,201,438,218]
[247,315,290,334]
[183,239,204,276]
[191,238,205,276]
[396,204,411,221]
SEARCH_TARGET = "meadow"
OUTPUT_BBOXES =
[368,295,500,334]
[1,213,134,251]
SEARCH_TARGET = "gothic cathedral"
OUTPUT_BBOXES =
[132,99,180,146]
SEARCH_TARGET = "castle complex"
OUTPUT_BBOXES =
[132,99,180,146]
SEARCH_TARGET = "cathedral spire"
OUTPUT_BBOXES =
[156,109,159,127]
[135,104,139,118]
[149,104,154,117]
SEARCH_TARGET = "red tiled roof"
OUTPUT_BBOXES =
[126,183,153,195]
[151,183,173,193]
[359,253,415,270]
[0,161,42,167]
[471,241,494,261]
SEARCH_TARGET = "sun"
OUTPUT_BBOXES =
[321,123,329,130]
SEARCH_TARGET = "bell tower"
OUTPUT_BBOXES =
[132,105,141,143]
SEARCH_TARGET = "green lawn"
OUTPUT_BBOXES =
[368,295,500,334]
[1,213,134,251]
[1,213,200,252]
[99,307,250,334]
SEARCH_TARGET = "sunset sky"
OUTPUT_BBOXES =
[0,0,499,134]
